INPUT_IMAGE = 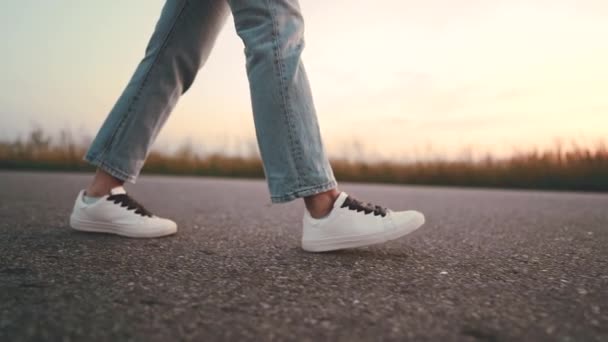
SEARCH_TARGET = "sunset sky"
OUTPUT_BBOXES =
[1,0,607,160]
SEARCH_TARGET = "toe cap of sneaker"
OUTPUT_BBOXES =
[146,217,178,237]
[389,210,425,235]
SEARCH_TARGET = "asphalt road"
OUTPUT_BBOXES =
[1,170,607,342]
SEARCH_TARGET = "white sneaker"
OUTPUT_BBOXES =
[302,192,425,252]
[69,186,177,238]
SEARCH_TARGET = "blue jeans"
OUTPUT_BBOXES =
[84,0,337,203]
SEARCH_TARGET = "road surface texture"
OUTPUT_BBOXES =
[0,171,606,342]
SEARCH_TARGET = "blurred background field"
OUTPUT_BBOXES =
[2,1,607,193]
[1,128,606,192]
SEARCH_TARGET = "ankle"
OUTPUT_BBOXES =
[304,188,340,219]
[84,187,110,198]
[85,169,123,197]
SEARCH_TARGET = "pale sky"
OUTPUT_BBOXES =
[1,0,607,160]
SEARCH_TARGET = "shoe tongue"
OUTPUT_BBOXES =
[110,186,127,195]
[333,192,349,208]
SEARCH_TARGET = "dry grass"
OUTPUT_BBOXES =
[1,128,607,192]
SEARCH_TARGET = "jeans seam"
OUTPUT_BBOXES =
[266,0,303,188]
[95,0,190,161]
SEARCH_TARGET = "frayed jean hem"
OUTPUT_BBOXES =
[270,179,338,204]
[83,153,137,184]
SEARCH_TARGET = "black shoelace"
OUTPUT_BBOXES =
[107,194,153,217]
[341,196,388,217]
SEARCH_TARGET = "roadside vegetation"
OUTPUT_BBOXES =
[1,128,606,192]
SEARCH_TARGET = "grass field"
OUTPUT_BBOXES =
[1,128,607,192]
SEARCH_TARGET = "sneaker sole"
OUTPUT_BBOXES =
[302,212,425,252]
[69,215,177,238]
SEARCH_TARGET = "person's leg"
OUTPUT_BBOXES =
[229,0,425,251]
[228,0,338,211]
[71,0,230,238]
[85,0,230,196]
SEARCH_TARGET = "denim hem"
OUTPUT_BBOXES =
[83,154,137,184]
[270,179,338,204]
